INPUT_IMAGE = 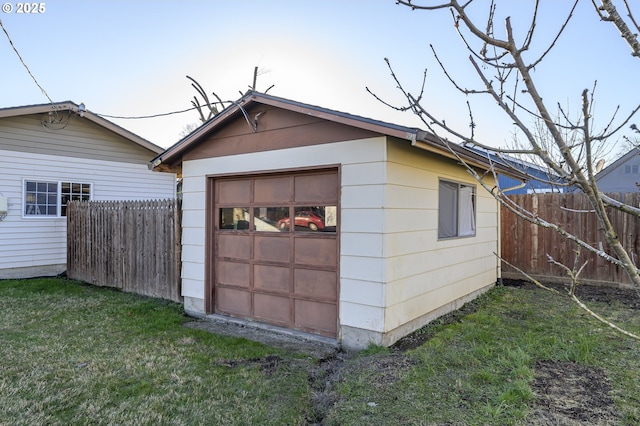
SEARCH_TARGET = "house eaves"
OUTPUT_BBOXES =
[151,91,422,170]
[151,91,527,183]
[0,101,164,154]
[411,132,528,181]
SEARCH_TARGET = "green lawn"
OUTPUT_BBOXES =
[1,278,639,425]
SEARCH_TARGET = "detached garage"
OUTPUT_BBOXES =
[152,92,521,349]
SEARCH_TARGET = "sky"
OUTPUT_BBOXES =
[1,0,638,158]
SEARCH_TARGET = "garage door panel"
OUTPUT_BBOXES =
[255,265,290,293]
[254,235,290,263]
[295,299,337,335]
[217,180,252,204]
[213,171,338,339]
[218,234,252,259]
[218,261,250,288]
[254,176,291,203]
[216,287,251,316]
[294,173,338,203]
[294,268,337,301]
[294,238,337,267]
[254,293,291,323]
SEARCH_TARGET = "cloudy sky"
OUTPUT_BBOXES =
[1,1,638,153]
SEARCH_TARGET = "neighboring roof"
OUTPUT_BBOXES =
[151,91,526,181]
[595,145,640,181]
[464,145,555,174]
[0,101,164,154]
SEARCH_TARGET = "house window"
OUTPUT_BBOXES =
[24,180,92,217]
[24,181,58,216]
[61,182,91,216]
[438,179,476,239]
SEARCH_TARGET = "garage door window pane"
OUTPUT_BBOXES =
[219,207,250,230]
[291,206,336,232]
[254,207,289,232]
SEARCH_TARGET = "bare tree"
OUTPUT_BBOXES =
[188,66,274,123]
[187,75,225,123]
[616,124,640,158]
[374,0,640,337]
[179,122,200,139]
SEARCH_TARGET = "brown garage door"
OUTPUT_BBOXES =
[211,169,339,338]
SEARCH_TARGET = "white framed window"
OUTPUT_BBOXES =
[23,180,92,217]
[438,179,476,239]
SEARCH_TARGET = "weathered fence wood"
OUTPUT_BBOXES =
[501,192,640,288]
[67,199,182,302]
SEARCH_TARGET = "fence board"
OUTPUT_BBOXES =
[67,199,182,302]
[500,192,640,287]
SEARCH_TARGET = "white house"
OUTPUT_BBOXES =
[151,92,523,349]
[595,145,640,193]
[0,101,176,279]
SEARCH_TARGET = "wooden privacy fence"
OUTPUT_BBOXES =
[67,199,182,302]
[501,192,640,287]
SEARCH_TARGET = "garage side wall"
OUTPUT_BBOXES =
[379,140,499,345]
[179,137,390,334]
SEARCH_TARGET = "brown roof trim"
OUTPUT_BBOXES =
[251,94,421,141]
[152,92,423,168]
[0,101,164,154]
[151,91,526,182]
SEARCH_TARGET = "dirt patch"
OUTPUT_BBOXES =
[389,281,640,425]
[391,297,485,352]
[502,278,640,309]
[185,317,338,359]
[306,352,415,425]
[217,355,285,375]
[392,280,640,352]
[191,282,639,424]
[527,360,617,425]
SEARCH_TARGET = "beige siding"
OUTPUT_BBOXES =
[0,114,157,163]
[179,137,389,326]
[382,139,499,334]
[179,135,501,348]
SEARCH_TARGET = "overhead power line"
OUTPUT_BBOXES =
[95,100,234,120]
[0,23,228,123]
[96,106,200,120]
[0,19,55,105]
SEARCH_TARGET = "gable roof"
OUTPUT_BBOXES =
[0,101,164,154]
[151,91,526,181]
[595,145,640,181]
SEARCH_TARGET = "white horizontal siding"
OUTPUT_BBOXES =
[0,114,158,163]
[182,278,205,299]
[340,278,385,307]
[179,135,501,341]
[0,148,176,277]
[341,233,384,257]
[339,300,384,332]
[180,136,388,314]
[341,185,385,208]
[340,162,387,186]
